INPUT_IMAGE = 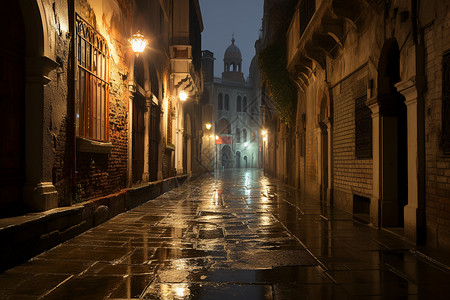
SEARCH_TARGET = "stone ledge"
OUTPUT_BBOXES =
[0,174,190,272]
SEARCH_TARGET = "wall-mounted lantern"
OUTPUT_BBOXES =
[205,123,212,130]
[179,90,188,102]
[129,31,148,55]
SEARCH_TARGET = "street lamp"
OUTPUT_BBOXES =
[129,31,148,55]
[205,123,212,130]
[179,90,188,102]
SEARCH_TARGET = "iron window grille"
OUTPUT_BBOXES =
[75,14,110,141]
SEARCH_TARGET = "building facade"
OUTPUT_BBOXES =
[261,0,450,251]
[0,0,203,269]
[201,38,261,171]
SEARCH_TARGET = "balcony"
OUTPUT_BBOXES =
[287,0,369,89]
[170,45,203,101]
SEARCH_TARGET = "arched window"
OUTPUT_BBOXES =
[218,93,223,110]
[236,128,241,143]
[243,128,247,142]
[225,94,230,111]
[243,96,247,112]
[237,96,242,112]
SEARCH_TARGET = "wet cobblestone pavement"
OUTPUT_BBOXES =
[1,169,450,299]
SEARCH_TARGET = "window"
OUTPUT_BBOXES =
[237,96,242,112]
[236,128,241,143]
[225,94,230,111]
[442,51,450,154]
[218,93,223,110]
[355,95,372,158]
[243,128,247,142]
[243,96,247,112]
[76,15,109,141]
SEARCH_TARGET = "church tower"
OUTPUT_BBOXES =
[222,37,245,82]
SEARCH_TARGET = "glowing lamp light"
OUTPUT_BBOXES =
[129,32,148,54]
[261,129,267,136]
[215,135,219,140]
[179,90,188,101]
[205,123,212,130]
[244,142,249,148]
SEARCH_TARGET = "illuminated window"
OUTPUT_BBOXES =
[75,15,109,141]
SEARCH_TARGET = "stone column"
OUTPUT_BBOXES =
[368,98,381,227]
[23,56,58,212]
[396,77,425,244]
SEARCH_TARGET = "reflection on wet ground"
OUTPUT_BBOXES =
[1,169,450,299]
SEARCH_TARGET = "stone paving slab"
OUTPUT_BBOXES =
[0,169,450,299]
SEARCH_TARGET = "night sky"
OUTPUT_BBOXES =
[199,0,264,78]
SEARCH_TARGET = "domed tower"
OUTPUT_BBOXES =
[222,37,245,82]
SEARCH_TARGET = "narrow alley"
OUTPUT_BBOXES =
[1,169,449,299]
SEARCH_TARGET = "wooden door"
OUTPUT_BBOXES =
[132,95,145,184]
[149,104,160,181]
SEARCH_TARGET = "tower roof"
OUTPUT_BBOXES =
[224,37,242,61]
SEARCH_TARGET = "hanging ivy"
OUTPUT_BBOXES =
[258,40,297,125]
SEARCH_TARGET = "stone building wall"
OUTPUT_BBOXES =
[332,66,373,212]
[73,0,131,202]
[423,6,450,249]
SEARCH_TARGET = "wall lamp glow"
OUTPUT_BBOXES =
[215,135,219,140]
[129,31,148,55]
[179,90,188,101]
[205,123,212,130]
[261,129,267,136]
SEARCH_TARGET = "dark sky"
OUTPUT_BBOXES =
[199,0,264,78]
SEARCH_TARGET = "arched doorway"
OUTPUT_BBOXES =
[221,145,232,169]
[0,1,26,217]
[377,38,407,227]
[236,151,241,168]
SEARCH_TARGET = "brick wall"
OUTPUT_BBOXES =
[76,63,129,202]
[332,66,373,200]
[424,10,450,249]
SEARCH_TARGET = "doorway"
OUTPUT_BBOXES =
[149,104,160,181]
[236,151,241,168]
[378,38,408,227]
[132,94,145,184]
[221,145,232,169]
[0,1,26,217]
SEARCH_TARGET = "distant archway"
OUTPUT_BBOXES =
[221,145,232,169]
